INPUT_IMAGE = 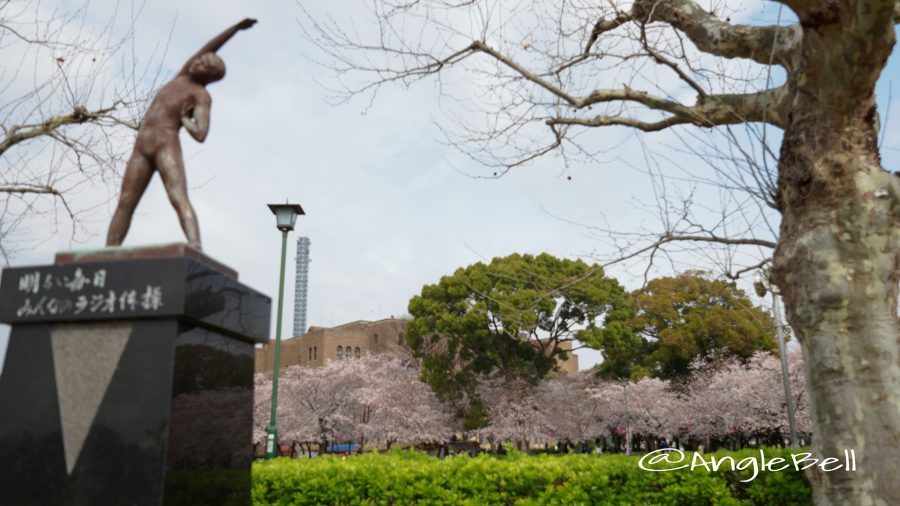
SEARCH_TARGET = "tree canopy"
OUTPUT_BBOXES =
[584,272,776,380]
[405,252,626,422]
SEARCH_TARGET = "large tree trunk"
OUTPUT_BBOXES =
[773,5,900,504]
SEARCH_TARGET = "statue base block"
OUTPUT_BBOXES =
[0,245,270,506]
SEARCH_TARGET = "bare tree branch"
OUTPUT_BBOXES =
[0,0,166,262]
[0,103,131,157]
[601,233,774,268]
[582,0,802,70]
[466,38,790,134]
[0,185,65,196]
[547,86,788,131]
[301,1,786,279]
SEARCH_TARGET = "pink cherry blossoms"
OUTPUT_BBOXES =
[474,349,810,452]
[254,354,454,453]
[255,349,810,454]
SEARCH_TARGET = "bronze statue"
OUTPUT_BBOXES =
[106,18,257,249]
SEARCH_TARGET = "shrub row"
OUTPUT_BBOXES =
[252,447,811,505]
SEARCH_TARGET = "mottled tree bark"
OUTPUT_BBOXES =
[772,2,900,504]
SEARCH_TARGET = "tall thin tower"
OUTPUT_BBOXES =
[292,237,311,337]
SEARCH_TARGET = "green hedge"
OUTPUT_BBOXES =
[252,448,811,505]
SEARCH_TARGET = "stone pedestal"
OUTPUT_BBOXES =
[0,244,270,506]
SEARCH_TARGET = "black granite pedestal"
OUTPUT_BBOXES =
[0,245,270,506]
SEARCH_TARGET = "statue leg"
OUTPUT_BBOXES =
[106,151,154,246]
[156,139,201,249]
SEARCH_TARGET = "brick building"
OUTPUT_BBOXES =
[255,317,412,373]
[254,317,579,374]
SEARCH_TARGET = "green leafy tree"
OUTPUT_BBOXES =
[406,253,625,425]
[585,272,776,380]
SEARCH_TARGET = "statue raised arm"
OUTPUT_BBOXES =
[178,18,257,77]
[106,19,256,249]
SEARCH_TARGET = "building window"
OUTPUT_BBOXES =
[374,333,379,344]
[309,347,312,361]
[398,332,404,345]
[314,346,317,360]
[355,347,360,359]
[336,346,343,360]
[344,346,352,359]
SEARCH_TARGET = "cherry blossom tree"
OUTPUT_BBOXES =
[580,349,811,452]
[254,349,812,458]
[477,376,549,453]
[586,377,683,452]
[536,373,605,449]
[624,378,684,448]
[587,380,632,450]
[254,368,321,457]
[682,350,811,447]
[253,372,272,451]
[254,355,454,454]
[278,360,364,453]
[353,355,455,449]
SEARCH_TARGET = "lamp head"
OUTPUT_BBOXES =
[753,272,767,298]
[267,203,305,232]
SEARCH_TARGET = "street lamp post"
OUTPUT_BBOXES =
[754,272,800,449]
[265,202,305,460]
[623,381,632,456]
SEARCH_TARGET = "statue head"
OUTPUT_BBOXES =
[188,53,226,84]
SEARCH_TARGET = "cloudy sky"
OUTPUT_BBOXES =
[2,1,900,372]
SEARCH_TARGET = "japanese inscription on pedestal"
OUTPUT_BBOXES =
[1,261,173,323]
[16,267,163,317]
